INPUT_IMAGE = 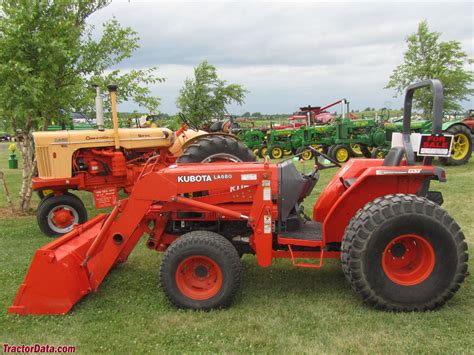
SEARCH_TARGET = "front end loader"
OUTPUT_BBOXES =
[33,85,256,237]
[10,80,468,315]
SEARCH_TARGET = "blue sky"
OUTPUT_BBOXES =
[88,1,474,114]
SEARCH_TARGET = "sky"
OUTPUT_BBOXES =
[88,0,474,114]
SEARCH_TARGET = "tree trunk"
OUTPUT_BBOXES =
[18,132,36,214]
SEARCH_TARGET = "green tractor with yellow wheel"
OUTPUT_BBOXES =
[382,119,472,165]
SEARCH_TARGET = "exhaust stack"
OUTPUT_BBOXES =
[108,84,120,150]
[94,85,105,131]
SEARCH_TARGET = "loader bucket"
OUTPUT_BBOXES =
[9,214,107,315]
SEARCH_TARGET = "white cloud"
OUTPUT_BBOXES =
[88,1,474,113]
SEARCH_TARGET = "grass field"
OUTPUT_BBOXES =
[0,141,473,353]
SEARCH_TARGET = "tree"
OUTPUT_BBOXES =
[386,21,473,114]
[176,61,247,128]
[242,112,251,117]
[252,112,262,118]
[0,1,162,213]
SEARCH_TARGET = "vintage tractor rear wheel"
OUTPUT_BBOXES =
[371,147,385,159]
[328,144,351,163]
[349,144,364,157]
[160,231,242,310]
[439,125,472,166]
[177,135,256,163]
[257,145,268,158]
[37,193,88,237]
[269,145,284,159]
[341,194,468,311]
[296,146,313,160]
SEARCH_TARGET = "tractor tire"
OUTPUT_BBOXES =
[269,145,284,159]
[328,144,351,164]
[37,193,88,237]
[349,144,364,157]
[341,194,468,311]
[298,147,313,161]
[177,135,256,163]
[439,125,472,166]
[371,147,385,159]
[257,146,268,158]
[359,145,372,159]
[160,231,242,310]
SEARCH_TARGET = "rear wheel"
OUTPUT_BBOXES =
[269,145,284,159]
[371,147,385,159]
[160,231,242,310]
[328,144,351,163]
[177,135,256,163]
[349,144,363,157]
[257,145,268,158]
[341,194,468,311]
[37,193,88,237]
[439,125,472,166]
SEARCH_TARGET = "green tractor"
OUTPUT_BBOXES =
[379,118,472,165]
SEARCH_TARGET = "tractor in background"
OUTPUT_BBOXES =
[33,85,256,237]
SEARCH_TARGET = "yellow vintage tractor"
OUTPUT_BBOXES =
[33,85,255,237]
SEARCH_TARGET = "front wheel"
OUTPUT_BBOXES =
[160,231,242,310]
[341,194,468,311]
[269,145,284,159]
[37,193,88,237]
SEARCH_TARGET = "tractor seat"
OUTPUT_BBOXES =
[382,147,405,166]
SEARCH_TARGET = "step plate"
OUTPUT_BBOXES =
[278,221,323,246]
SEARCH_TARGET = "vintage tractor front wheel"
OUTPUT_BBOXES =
[439,125,472,166]
[328,144,351,163]
[269,145,284,159]
[177,135,256,163]
[37,193,88,237]
[370,147,385,159]
[160,231,242,310]
[349,144,364,157]
[341,194,468,311]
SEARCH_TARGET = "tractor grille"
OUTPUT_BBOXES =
[36,146,53,178]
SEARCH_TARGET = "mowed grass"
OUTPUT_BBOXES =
[0,142,473,353]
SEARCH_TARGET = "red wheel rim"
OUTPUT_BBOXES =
[175,255,223,300]
[382,234,435,286]
[52,208,75,228]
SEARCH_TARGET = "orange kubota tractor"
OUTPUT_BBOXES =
[10,80,468,315]
[33,85,255,237]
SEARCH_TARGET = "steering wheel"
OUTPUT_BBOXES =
[308,146,342,168]
[178,113,201,131]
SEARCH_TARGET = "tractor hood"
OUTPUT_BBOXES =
[33,128,173,150]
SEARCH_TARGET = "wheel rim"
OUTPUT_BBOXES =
[283,149,292,155]
[272,147,283,159]
[301,149,313,160]
[350,144,362,155]
[261,147,267,156]
[382,234,435,286]
[336,147,349,162]
[252,148,259,156]
[47,205,79,234]
[201,153,242,163]
[451,133,469,160]
[175,255,223,300]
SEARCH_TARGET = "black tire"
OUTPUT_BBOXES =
[439,125,472,166]
[341,194,468,311]
[37,193,88,237]
[371,147,385,159]
[349,144,364,157]
[257,145,268,158]
[360,145,372,159]
[328,144,351,163]
[177,135,256,163]
[268,145,284,159]
[160,231,242,310]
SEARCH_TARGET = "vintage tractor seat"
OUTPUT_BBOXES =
[383,146,405,166]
